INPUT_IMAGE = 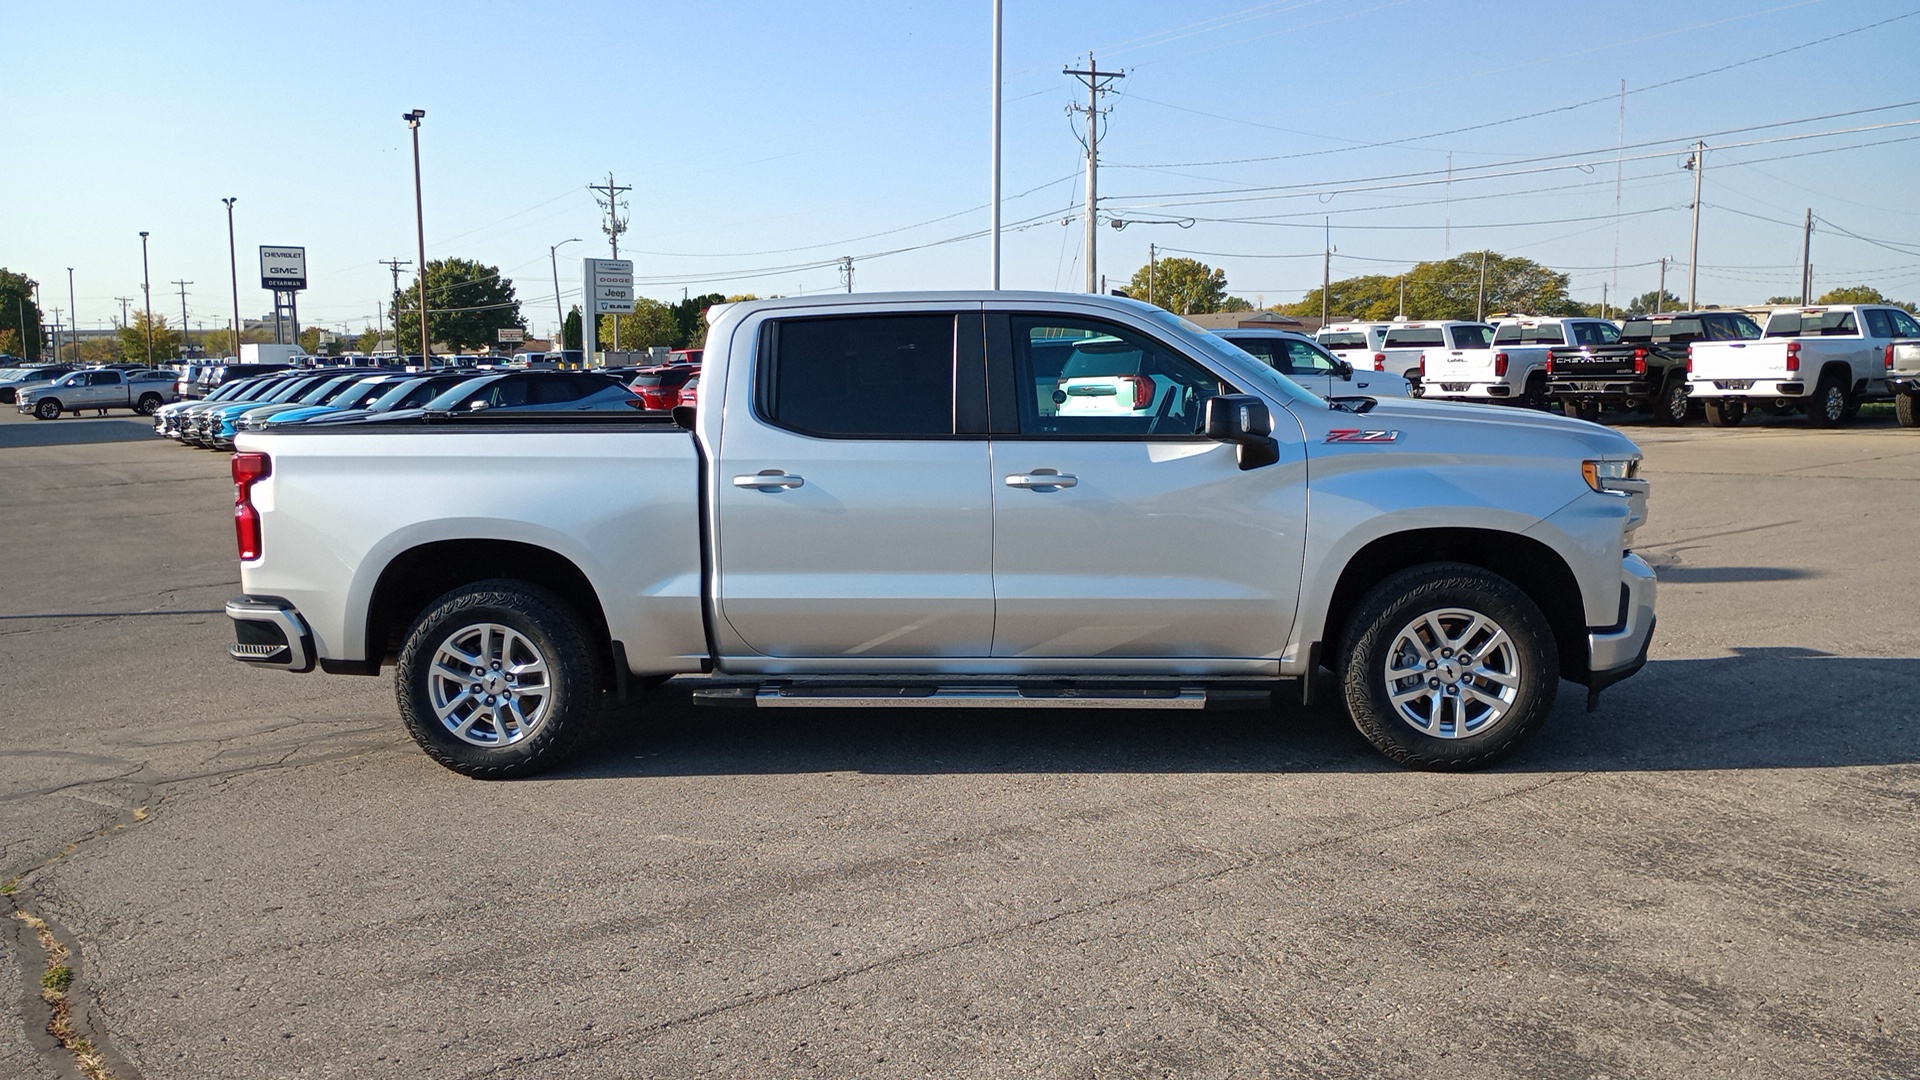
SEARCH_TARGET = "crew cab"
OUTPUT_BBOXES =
[225,292,1655,779]
[1547,311,1762,424]
[1214,327,1411,398]
[1374,321,1493,394]
[1686,305,1920,427]
[1425,318,1619,409]
[17,367,177,418]
[1315,322,1393,370]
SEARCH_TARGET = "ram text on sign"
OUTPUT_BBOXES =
[259,246,308,291]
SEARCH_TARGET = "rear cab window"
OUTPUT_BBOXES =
[1383,328,1444,348]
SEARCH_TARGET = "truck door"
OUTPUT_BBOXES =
[712,310,996,658]
[984,310,1306,663]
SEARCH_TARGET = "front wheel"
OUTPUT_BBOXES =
[1341,563,1558,770]
[1703,399,1745,428]
[1897,392,1919,428]
[395,580,606,778]
[33,399,61,420]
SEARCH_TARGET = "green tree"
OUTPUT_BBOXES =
[1286,252,1577,322]
[598,298,680,351]
[392,257,527,353]
[0,328,18,355]
[1125,257,1234,314]
[1816,285,1915,311]
[672,293,727,350]
[0,268,43,360]
[119,312,180,364]
[562,305,583,351]
[357,328,382,353]
[1624,290,1684,316]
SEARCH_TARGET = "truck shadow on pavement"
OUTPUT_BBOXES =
[558,648,1917,779]
[0,415,157,448]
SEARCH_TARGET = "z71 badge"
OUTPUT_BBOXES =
[1325,429,1401,443]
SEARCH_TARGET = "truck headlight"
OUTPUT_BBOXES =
[1582,458,1640,494]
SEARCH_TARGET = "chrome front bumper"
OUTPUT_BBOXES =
[1587,552,1657,692]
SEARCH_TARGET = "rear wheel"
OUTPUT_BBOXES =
[1898,392,1920,428]
[1341,563,1557,770]
[1652,379,1690,425]
[1703,399,1745,428]
[33,399,60,420]
[395,580,606,778]
[136,393,164,415]
[1567,401,1600,423]
[1521,373,1550,410]
[1805,374,1848,427]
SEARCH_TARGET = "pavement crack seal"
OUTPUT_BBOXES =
[5,899,120,1080]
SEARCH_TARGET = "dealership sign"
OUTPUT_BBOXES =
[497,328,525,343]
[259,246,308,291]
[585,257,635,314]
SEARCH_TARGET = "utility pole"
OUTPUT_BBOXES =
[403,110,429,359]
[990,0,1003,289]
[1398,277,1406,318]
[588,173,631,348]
[1601,283,1609,320]
[115,296,134,327]
[66,267,77,361]
[1063,54,1123,294]
[381,259,411,349]
[1685,141,1705,310]
[839,256,854,294]
[173,281,192,359]
[1321,245,1333,324]
[1800,208,1815,304]
[139,231,154,365]
[51,308,62,364]
[1148,243,1156,307]
[1476,250,1490,323]
[1657,258,1669,313]
[223,198,241,360]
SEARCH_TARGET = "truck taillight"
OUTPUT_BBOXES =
[1546,353,1555,374]
[233,452,270,561]
[1122,375,1154,410]
[1419,358,1427,377]
[1686,344,1694,373]
[1785,340,1801,372]
[1633,347,1648,375]
[1493,351,1508,377]
[1372,352,1386,371]
[1887,343,1896,370]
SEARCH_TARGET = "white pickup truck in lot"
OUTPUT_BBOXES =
[1686,304,1920,427]
[1374,320,1493,393]
[1425,317,1621,409]
[225,292,1656,778]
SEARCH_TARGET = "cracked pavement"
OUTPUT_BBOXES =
[1,408,1916,1078]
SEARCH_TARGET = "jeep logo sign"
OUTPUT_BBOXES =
[259,246,308,291]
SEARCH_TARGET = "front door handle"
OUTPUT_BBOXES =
[734,470,805,490]
[1005,469,1078,491]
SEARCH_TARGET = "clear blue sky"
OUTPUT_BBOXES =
[8,0,1920,338]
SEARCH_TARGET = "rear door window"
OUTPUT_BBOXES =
[1863,309,1894,339]
[760,314,958,437]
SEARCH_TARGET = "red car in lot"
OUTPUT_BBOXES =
[629,364,701,411]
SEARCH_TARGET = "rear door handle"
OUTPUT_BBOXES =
[1005,469,1078,491]
[734,470,804,490]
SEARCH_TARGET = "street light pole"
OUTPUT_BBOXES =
[139,231,154,365]
[989,0,1002,289]
[223,198,242,358]
[404,110,429,359]
[550,237,582,344]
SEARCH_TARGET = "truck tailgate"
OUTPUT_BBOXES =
[1687,341,1789,380]
[1549,346,1640,378]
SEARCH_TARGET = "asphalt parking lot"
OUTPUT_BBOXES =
[2,405,1915,1080]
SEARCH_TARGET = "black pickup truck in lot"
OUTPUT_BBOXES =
[1547,310,1762,424]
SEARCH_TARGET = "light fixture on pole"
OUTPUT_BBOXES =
[550,237,582,343]
[139,231,154,365]
[403,109,429,359]
[223,198,242,358]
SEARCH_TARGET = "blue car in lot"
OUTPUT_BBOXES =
[346,371,643,426]
[190,372,351,449]
[256,371,483,429]
[232,372,414,434]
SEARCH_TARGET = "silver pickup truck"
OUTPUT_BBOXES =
[17,368,178,418]
[225,292,1656,778]
[1686,304,1920,426]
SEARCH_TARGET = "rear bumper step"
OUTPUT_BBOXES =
[226,596,315,673]
[693,682,1273,710]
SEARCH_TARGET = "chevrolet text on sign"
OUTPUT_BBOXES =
[259,246,308,291]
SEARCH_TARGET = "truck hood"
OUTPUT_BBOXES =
[1310,396,1643,460]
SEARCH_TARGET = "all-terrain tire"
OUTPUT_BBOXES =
[1341,563,1558,770]
[395,579,607,778]
[1897,392,1919,428]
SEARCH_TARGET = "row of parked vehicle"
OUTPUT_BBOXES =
[1310,303,1920,427]
[152,363,702,450]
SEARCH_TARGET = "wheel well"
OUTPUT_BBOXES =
[1320,528,1589,682]
[364,540,610,666]
[1815,361,1851,389]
